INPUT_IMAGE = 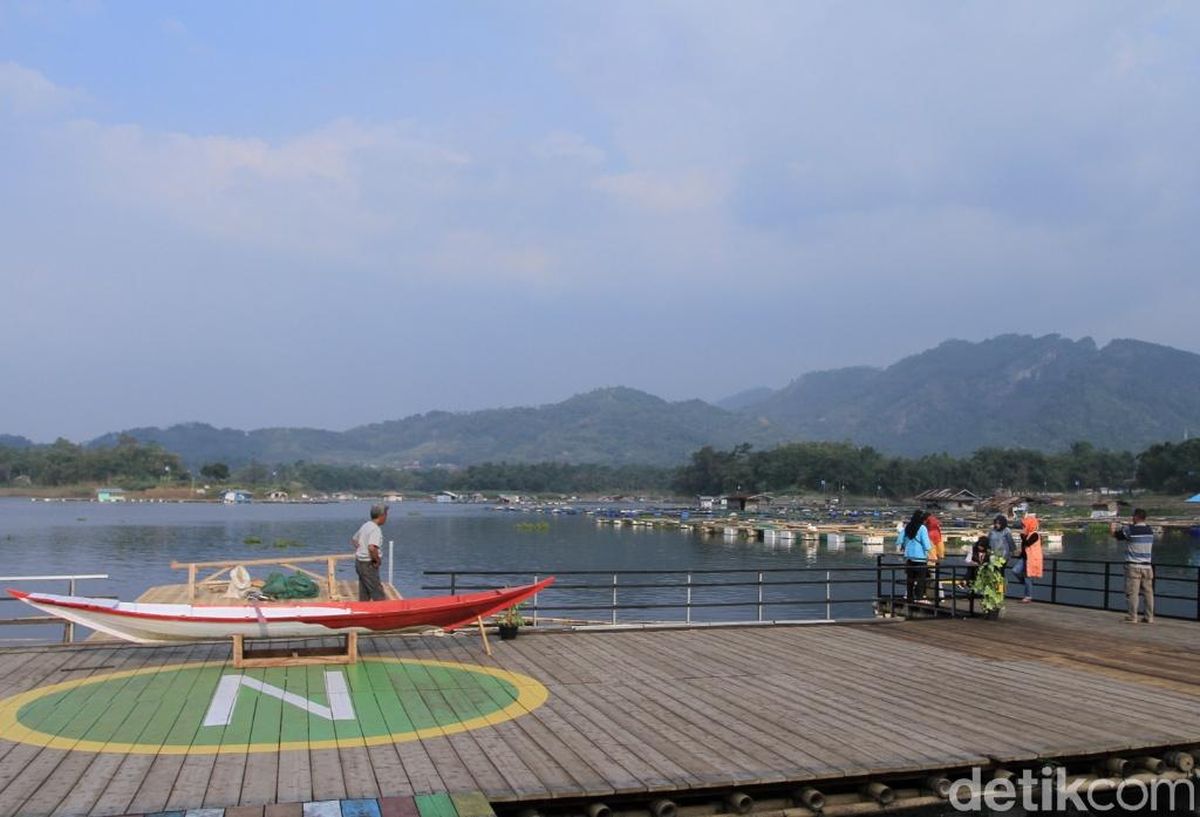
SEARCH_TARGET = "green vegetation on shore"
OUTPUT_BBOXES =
[0,435,183,490]
[674,441,1145,496]
[1,436,1197,498]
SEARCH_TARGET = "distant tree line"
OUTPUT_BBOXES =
[1135,439,1200,494]
[0,435,184,488]
[1,437,1197,497]
[263,460,674,494]
[673,440,1154,497]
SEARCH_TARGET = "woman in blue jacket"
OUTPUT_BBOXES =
[897,509,933,601]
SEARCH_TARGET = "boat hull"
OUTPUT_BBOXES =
[7,578,554,645]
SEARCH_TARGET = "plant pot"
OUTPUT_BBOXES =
[984,607,1005,620]
[497,623,519,640]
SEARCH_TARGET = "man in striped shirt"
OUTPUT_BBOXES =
[1112,508,1155,623]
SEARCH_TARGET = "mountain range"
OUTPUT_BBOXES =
[13,334,1198,467]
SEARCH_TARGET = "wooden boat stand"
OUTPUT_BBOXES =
[231,621,491,667]
[231,631,359,668]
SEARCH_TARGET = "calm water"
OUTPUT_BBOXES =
[1,497,1197,643]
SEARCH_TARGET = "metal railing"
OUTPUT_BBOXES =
[877,555,1200,621]
[874,557,979,618]
[0,574,109,643]
[432,557,1200,627]
[424,568,884,625]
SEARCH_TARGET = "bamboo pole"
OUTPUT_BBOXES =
[172,553,357,570]
[476,616,492,656]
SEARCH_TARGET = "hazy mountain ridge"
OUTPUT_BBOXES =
[741,335,1200,455]
[27,335,1200,466]
[85,388,779,468]
[343,387,770,466]
[714,387,777,412]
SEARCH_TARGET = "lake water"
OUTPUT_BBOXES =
[2,498,1198,644]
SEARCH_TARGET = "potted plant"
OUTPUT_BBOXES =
[973,552,1007,619]
[497,603,525,640]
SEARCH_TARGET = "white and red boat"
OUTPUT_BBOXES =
[6,577,554,644]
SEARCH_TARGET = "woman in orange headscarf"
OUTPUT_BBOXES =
[925,513,944,564]
[1021,514,1043,601]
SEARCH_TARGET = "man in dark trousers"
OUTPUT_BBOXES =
[1113,508,1154,623]
[352,503,389,601]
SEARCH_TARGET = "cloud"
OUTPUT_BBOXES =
[426,230,558,287]
[4,0,1200,346]
[0,62,79,115]
[592,170,722,212]
[10,86,475,261]
[534,131,605,165]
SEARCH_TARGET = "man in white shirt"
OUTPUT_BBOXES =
[352,503,388,601]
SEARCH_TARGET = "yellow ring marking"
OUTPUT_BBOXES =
[0,657,548,755]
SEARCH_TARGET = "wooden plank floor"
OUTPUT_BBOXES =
[1,604,1199,816]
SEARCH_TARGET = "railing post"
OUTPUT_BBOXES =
[611,573,618,625]
[449,573,457,597]
[1103,562,1111,611]
[825,571,831,621]
[875,554,883,608]
[1195,567,1200,622]
[533,574,540,627]
[63,577,75,643]
[686,572,693,625]
[757,571,764,622]
[1050,560,1058,605]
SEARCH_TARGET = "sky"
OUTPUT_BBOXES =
[2,2,1198,442]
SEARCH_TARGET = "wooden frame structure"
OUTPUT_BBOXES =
[231,631,358,668]
[169,553,358,601]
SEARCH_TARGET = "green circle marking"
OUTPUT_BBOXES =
[0,658,548,754]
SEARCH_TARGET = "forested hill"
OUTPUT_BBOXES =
[86,388,779,468]
[49,334,1200,467]
[737,335,1200,456]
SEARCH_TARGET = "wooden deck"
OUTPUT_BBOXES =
[1,604,1199,816]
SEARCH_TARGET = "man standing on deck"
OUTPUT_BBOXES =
[1112,508,1154,623]
[353,503,389,601]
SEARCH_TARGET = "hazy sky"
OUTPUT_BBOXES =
[2,2,1198,442]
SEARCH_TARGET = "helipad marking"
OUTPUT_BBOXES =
[203,671,357,726]
[0,657,549,755]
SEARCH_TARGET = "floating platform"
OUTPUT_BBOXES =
[1,605,1198,816]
